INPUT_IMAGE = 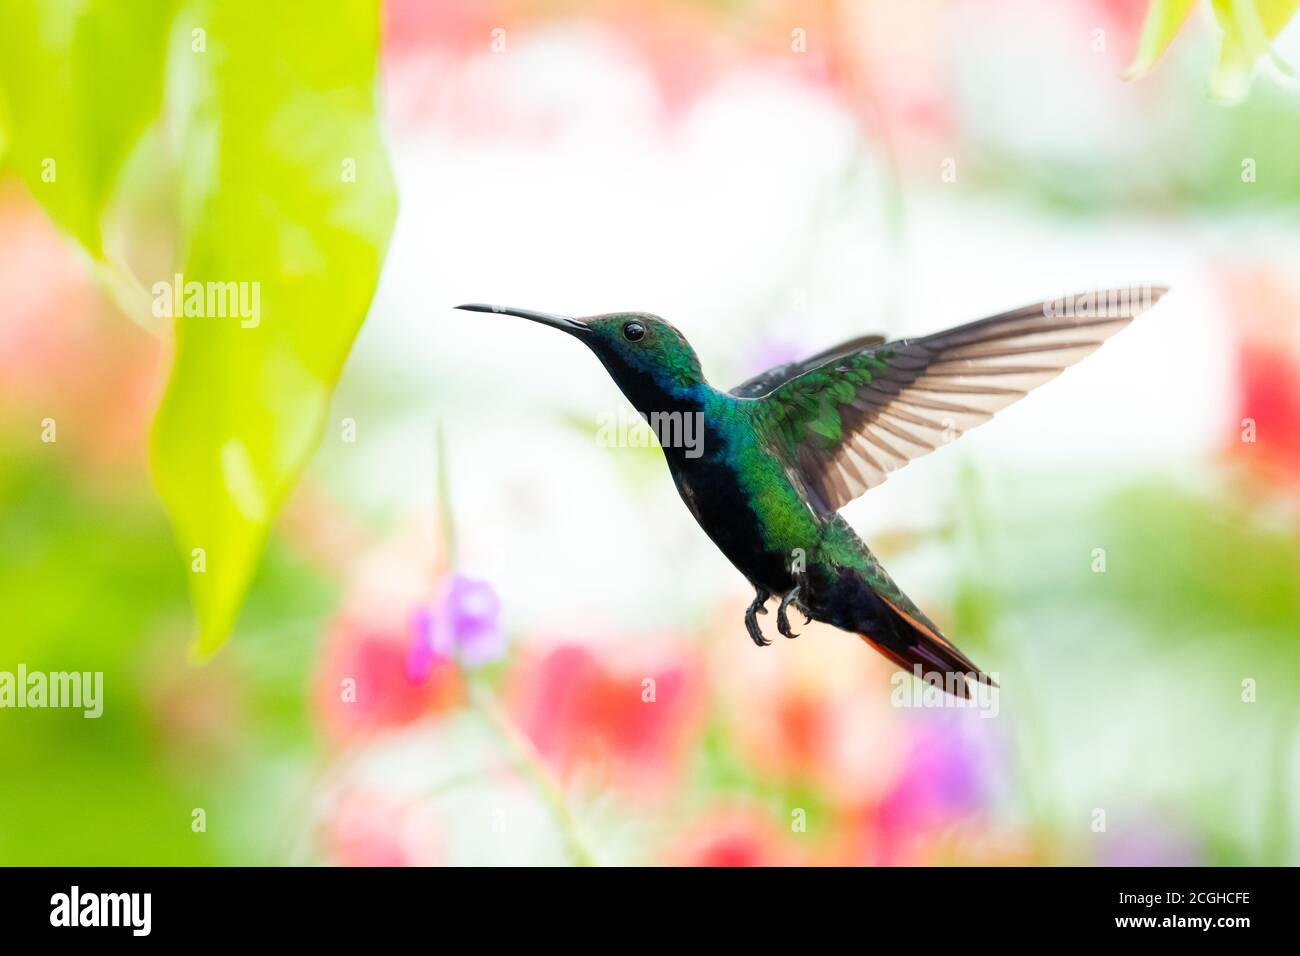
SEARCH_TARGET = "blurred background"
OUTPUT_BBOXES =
[3,0,1300,865]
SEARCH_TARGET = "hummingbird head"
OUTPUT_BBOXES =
[455,304,707,408]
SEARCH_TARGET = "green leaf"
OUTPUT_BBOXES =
[151,0,397,656]
[1125,0,1198,79]
[0,0,179,255]
[1210,0,1300,102]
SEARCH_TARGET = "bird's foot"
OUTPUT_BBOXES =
[745,590,771,647]
[777,584,813,639]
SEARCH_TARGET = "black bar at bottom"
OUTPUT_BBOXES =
[0,866,1282,941]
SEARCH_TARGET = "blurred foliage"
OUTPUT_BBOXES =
[0,0,396,656]
[960,1,1300,213]
[967,82,1300,214]
[1130,0,1300,101]
[0,435,332,864]
[992,478,1300,646]
[949,470,1300,864]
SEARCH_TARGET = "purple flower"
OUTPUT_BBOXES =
[406,575,505,682]
[880,708,1008,833]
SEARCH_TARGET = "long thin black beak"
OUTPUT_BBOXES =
[455,303,589,335]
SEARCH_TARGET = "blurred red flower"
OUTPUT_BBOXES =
[507,642,701,794]
[315,621,463,745]
[1221,268,1300,486]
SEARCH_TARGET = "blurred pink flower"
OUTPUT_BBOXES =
[670,806,808,867]
[378,0,957,147]
[708,612,907,807]
[0,189,162,471]
[319,787,445,867]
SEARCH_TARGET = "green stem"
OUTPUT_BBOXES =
[434,421,458,567]
[468,681,599,867]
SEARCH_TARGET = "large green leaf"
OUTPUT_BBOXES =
[0,0,178,254]
[151,0,396,655]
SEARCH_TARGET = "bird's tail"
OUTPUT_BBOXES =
[858,594,996,700]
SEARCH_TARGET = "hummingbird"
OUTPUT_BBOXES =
[456,288,1166,697]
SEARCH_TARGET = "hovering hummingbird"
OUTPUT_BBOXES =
[457,288,1166,697]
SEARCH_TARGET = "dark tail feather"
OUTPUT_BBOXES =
[860,595,996,700]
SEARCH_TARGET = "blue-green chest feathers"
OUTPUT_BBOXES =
[664,395,825,591]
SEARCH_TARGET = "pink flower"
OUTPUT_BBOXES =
[319,787,445,867]
[669,806,808,867]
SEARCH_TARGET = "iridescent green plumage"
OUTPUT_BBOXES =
[458,287,1167,697]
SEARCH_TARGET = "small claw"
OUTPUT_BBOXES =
[777,584,809,639]
[776,610,798,639]
[745,591,771,647]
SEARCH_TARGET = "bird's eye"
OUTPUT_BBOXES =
[622,321,646,342]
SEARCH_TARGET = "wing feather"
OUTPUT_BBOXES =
[750,287,1167,513]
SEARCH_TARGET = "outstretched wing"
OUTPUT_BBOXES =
[729,334,886,398]
[750,288,1168,514]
